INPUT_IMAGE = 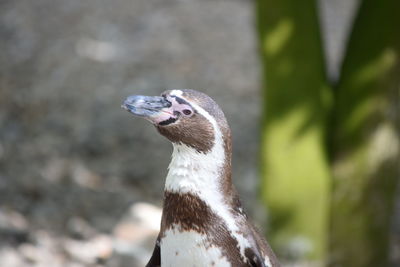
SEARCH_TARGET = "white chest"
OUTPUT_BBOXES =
[160,228,231,267]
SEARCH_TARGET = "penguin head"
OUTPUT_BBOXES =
[122,89,230,153]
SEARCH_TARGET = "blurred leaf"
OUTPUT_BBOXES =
[257,0,331,262]
[330,0,400,266]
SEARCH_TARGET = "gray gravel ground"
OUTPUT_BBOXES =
[0,0,261,266]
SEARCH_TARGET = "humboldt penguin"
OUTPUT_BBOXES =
[122,89,279,267]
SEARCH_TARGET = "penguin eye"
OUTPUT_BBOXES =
[182,109,192,116]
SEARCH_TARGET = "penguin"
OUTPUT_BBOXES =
[122,89,279,267]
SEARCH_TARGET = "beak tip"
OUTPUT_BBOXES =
[121,102,130,111]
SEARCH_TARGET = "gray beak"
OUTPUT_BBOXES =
[122,95,171,117]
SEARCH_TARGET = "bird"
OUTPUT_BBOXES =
[122,89,279,267]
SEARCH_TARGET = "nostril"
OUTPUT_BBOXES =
[163,99,172,108]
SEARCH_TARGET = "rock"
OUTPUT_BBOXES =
[63,234,113,264]
[0,247,25,267]
[0,207,28,231]
[112,202,161,265]
[67,217,98,239]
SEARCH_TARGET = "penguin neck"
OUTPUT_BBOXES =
[164,136,234,208]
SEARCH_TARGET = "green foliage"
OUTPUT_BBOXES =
[257,0,331,261]
[257,0,400,265]
[330,0,400,266]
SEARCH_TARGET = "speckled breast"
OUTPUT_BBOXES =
[160,228,232,267]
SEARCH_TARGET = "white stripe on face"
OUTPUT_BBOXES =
[169,89,184,97]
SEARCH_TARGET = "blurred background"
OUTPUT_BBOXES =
[0,0,398,266]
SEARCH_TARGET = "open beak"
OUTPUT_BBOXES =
[122,95,173,124]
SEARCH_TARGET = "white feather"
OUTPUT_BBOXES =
[161,227,231,267]
[264,256,272,267]
[169,89,184,97]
